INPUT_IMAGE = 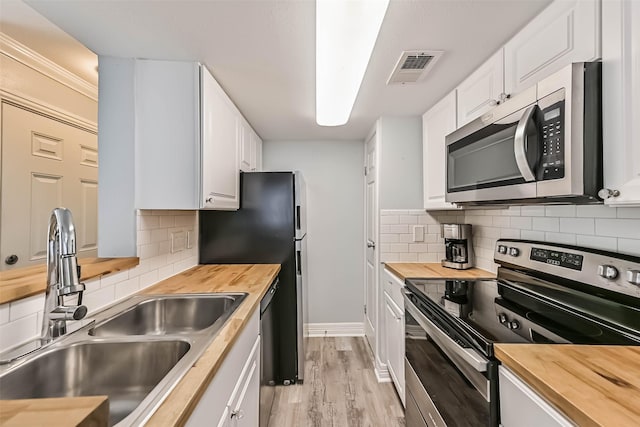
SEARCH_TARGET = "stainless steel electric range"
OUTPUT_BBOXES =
[404,239,640,427]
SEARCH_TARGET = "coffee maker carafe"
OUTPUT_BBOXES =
[441,224,474,270]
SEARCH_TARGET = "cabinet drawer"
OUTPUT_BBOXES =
[383,268,405,309]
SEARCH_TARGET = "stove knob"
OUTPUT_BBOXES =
[498,313,508,324]
[509,320,520,330]
[509,247,520,257]
[627,269,640,286]
[597,264,619,280]
[498,245,507,254]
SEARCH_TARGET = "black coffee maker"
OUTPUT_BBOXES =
[441,224,474,270]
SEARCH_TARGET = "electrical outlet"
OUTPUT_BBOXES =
[171,231,185,253]
[413,225,425,242]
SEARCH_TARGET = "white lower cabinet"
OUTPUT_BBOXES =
[499,366,574,427]
[382,268,405,406]
[186,310,260,427]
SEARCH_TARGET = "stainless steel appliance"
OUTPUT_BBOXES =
[200,171,307,385]
[441,224,474,270]
[445,62,602,205]
[259,279,278,427]
[404,239,640,427]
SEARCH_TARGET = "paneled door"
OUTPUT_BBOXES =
[1,103,98,270]
[364,131,377,352]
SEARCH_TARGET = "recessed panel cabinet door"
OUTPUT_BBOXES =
[201,67,240,210]
[504,0,601,96]
[456,49,504,127]
[1,103,98,270]
[423,92,459,210]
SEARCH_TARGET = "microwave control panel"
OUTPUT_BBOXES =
[539,101,565,181]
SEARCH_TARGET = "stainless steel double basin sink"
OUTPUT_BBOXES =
[0,293,247,426]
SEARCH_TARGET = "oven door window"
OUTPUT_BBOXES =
[447,105,540,193]
[405,308,490,426]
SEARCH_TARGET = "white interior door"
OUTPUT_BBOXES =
[364,131,377,351]
[1,103,98,270]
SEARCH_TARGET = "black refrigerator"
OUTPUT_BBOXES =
[199,171,306,385]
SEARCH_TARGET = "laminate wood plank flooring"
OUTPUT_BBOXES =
[267,337,405,427]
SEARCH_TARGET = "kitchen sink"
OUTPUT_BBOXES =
[90,294,245,336]
[0,340,190,426]
[0,292,248,426]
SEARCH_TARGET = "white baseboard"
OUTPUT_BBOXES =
[304,322,365,337]
[375,365,392,382]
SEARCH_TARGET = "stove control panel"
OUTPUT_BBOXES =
[530,247,583,270]
[627,270,640,286]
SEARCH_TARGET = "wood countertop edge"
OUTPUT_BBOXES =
[495,344,640,427]
[384,262,495,281]
[0,396,109,427]
[143,264,281,426]
[0,257,140,305]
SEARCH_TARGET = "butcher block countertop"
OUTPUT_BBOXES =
[0,396,109,427]
[384,262,495,280]
[0,257,140,304]
[495,344,640,427]
[0,264,280,427]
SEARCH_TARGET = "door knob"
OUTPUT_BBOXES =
[367,240,376,249]
[4,254,18,265]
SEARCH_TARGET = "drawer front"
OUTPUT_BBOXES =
[383,268,405,309]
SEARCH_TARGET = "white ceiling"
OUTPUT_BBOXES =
[21,0,552,141]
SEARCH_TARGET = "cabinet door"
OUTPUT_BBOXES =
[456,49,504,127]
[254,134,263,172]
[423,91,460,210]
[228,336,260,427]
[201,66,240,210]
[239,121,252,172]
[384,292,405,406]
[504,0,601,96]
[601,0,640,206]
[499,367,573,427]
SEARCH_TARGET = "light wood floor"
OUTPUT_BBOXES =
[267,337,405,427]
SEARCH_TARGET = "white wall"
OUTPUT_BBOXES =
[263,140,364,324]
[0,210,198,352]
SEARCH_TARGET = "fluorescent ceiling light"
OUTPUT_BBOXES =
[316,0,390,126]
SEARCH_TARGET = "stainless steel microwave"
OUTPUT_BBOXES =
[445,62,602,205]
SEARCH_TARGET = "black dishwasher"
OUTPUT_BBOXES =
[260,279,278,427]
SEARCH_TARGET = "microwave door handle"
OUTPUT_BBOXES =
[514,104,537,182]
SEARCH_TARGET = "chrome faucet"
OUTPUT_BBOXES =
[41,208,88,343]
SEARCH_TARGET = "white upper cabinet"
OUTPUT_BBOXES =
[239,121,263,172]
[133,60,262,210]
[456,49,505,127]
[601,0,640,206]
[201,67,241,210]
[251,131,263,172]
[504,0,601,97]
[423,91,459,210]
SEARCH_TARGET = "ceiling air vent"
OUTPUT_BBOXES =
[387,50,443,84]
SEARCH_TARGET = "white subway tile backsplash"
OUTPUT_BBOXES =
[159,215,175,228]
[617,207,640,219]
[151,228,169,243]
[618,239,640,256]
[399,215,418,225]
[418,253,439,263]
[0,305,10,325]
[427,225,441,234]
[532,217,559,232]
[545,205,576,217]
[500,228,521,239]
[0,314,38,350]
[115,277,141,299]
[99,270,129,288]
[9,294,44,321]
[387,243,409,253]
[84,286,116,314]
[380,215,399,225]
[559,218,594,235]
[492,216,510,228]
[409,244,430,253]
[596,219,640,239]
[510,217,532,230]
[380,234,399,243]
[521,230,546,241]
[576,235,618,252]
[397,253,419,262]
[545,232,576,245]
[418,214,438,225]
[380,224,409,234]
[521,206,546,217]
[139,215,160,230]
[576,205,617,218]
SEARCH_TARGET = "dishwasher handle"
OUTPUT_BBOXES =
[260,278,279,316]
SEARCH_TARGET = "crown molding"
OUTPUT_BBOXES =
[0,32,98,101]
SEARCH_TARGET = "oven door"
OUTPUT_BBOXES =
[404,293,498,426]
[445,87,541,204]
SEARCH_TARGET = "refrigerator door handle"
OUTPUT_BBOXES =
[296,251,302,275]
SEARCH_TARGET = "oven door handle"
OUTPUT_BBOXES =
[404,294,488,373]
[514,104,537,182]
